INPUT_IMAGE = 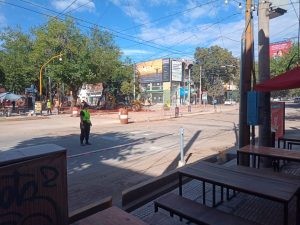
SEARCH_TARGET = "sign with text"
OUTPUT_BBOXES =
[271,102,285,139]
[162,58,170,82]
[34,101,42,113]
[136,59,162,83]
[171,60,183,81]
[270,41,292,58]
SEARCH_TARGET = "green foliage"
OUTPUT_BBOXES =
[207,78,224,98]
[193,45,239,92]
[270,43,300,98]
[0,27,35,93]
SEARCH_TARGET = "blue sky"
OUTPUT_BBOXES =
[0,0,299,63]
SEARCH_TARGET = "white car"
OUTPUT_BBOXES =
[224,100,236,105]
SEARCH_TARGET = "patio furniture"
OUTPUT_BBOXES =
[68,196,112,224]
[278,136,300,149]
[288,142,300,150]
[178,161,300,225]
[237,144,300,170]
[72,206,149,225]
[154,193,259,225]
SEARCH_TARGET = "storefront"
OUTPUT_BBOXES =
[136,58,191,106]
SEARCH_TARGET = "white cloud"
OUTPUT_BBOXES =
[184,0,217,20]
[51,0,95,12]
[122,49,153,55]
[110,0,150,25]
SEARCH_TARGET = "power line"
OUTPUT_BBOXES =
[65,0,93,14]
[119,0,219,32]
[56,0,78,18]
[4,0,189,56]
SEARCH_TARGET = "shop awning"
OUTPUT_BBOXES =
[254,66,300,92]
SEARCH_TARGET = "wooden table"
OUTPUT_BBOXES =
[178,161,300,225]
[72,206,149,225]
[237,144,300,168]
[278,136,300,149]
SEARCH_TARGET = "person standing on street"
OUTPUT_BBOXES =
[80,103,92,146]
[47,99,52,115]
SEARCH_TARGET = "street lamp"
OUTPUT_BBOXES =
[39,52,63,98]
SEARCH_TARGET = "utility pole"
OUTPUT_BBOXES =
[239,0,253,166]
[188,66,191,105]
[133,64,136,100]
[199,65,202,104]
[258,0,272,165]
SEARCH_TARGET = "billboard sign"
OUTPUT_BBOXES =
[162,58,170,82]
[136,59,162,83]
[271,102,285,139]
[270,41,292,58]
[171,60,183,81]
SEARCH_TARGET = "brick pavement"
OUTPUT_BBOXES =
[132,160,300,225]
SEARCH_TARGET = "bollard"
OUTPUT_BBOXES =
[120,108,128,124]
[178,127,185,167]
[175,106,179,118]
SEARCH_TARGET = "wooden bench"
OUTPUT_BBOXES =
[69,196,112,224]
[72,206,148,225]
[154,193,259,225]
[288,141,300,150]
[237,144,300,171]
[122,170,182,212]
[278,136,300,149]
[143,211,187,225]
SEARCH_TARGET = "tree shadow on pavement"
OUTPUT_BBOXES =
[163,130,201,173]
[5,133,157,211]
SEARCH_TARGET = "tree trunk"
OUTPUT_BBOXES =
[71,87,78,106]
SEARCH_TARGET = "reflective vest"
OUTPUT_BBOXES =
[47,101,51,108]
[81,110,90,123]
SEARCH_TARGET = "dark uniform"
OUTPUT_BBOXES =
[80,105,92,146]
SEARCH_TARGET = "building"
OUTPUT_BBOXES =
[135,58,194,106]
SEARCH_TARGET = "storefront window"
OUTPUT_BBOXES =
[152,82,162,91]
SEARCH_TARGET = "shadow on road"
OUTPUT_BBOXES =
[4,132,158,211]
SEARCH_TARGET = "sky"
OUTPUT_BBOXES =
[0,0,299,63]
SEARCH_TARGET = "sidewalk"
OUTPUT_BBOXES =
[0,104,238,123]
[94,104,238,123]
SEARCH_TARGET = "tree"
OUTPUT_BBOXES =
[0,27,35,93]
[270,43,300,98]
[207,77,224,100]
[193,46,239,103]
[192,46,239,85]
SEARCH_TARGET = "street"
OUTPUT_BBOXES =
[1,104,299,211]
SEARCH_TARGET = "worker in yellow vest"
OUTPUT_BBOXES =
[47,99,52,115]
[80,102,92,146]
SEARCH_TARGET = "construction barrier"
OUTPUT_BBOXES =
[119,108,128,124]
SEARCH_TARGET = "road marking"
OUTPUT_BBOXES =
[68,138,146,158]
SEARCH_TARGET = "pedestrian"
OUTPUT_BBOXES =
[213,99,217,111]
[80,102,92,146]
[54,99,60,114]
[47,99,52,115]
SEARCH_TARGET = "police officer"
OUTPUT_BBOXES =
[47,99,52,115]
[80,102,92,146]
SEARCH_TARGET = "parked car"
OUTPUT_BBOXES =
[294,97,300,103]
[224,100,236,105]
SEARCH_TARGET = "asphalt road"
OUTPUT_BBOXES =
[1,103,299,211]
